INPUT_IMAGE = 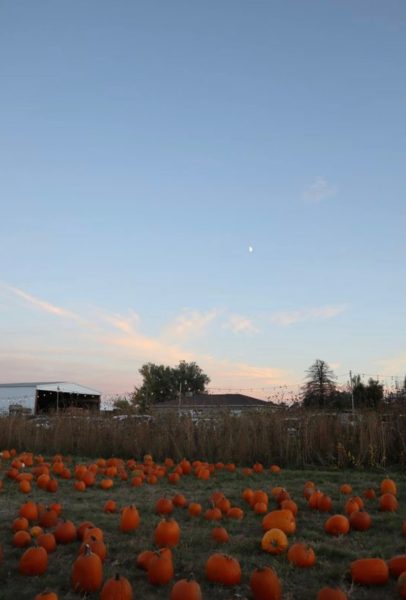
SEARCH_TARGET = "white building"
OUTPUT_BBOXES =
[0,382,101,415]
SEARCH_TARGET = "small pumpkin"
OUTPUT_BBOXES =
[120,505,140,533]
[147,549,174,585]
[100,573,133,600]
[261,528,288,555]
[324,515,350,536]
[211,526,229,543]
[379,493,398,512]
[170,578,202,600]
[380,478,397,496]
[54,519,77,544]
[154,519,181,548]
[37,533,57,553]
[287,542,316,567]
[349,510,372,531]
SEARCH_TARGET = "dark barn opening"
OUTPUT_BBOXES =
[36,390,100,413]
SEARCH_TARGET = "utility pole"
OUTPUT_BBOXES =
[178,381,182,414]
[349,371,354,413]
[56,385,60,414]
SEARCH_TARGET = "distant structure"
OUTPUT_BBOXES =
[155,392,270,414]
[0,382,101,415]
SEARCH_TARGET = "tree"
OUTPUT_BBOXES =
[302,359,337,409]
[351,374,383,409]
[134,360,210,411]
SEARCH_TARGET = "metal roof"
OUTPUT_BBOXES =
[0,382,101,395]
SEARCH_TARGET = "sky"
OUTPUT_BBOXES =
[1,1,405,401]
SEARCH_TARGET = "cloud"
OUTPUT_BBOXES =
[1,283,91,327]
[163,309,218,340]
[270,305,347,326]
[303,176,337,203]
[98,310,140,335]
[376,353,406,376]
[223,314,259,335]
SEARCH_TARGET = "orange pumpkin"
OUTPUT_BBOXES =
[379,493,398,512]
[387,555,406,578]
[137,549,155,570]
[188,503,202,517]
[34,593,59,600]
[349,510,372,531]
[398,571,406,598]
[120,505,140,532]
[380,478,397,496]
[13,530,31,548]
[250,566,282,600]
[100,573,133,600]
[205,553,241,585]
[350,558,389,585]
[211,526,229,543]
[54,519,77,544]
[261,528,288,555]
[155,497,174,515]
[287,542,316,567]
[170,578,202,600]
[37,533,57,553]
[324,515,350,536]
[147,549,174,585]
[262,510,296,534]
[19,546,48,576]
[154,519,181,548]
[72,545,103,593]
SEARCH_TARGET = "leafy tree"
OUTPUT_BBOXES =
[302,359,337,409]
[134,360,210,411]
[112,397,132,412]
[351,374,383,409]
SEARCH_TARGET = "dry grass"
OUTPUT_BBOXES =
[0,408,405,468]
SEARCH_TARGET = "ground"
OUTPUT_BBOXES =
[0,459,405,599]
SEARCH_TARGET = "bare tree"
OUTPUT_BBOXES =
[302,359,337,409]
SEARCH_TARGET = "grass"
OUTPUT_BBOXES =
[0,455,405,599]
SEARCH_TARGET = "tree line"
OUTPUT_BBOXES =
[112,359,406,411]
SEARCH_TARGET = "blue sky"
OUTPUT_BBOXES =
[1,1,405,399]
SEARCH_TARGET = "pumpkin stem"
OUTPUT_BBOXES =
[115,573,120,581]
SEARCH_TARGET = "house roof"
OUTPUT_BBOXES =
[156,393,269,408]
[0,382,101,395]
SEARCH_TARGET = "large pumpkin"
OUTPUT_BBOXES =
[19,546,48,576]
[250,566,282,600]
[100,573,133,600]
[316,588,347,600]
[350,558,389,585]
[388,555,406,578]
[72,545,103,593]
[154,519,181,548]
[261,528,288,555]
[205,553,241,585]
[324,515,350,536]
[120,505,140,532]
[287,543,316,567]
[170,578,202,600]
[262,510,296,534]
[147,550,174,585]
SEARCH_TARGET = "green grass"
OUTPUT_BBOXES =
[0,460,405,599]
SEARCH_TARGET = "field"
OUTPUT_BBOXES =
[0,447,405,600]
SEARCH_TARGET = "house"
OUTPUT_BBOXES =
[0,382,101,415]
[153,392,270,416]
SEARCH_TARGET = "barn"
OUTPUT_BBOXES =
[0,382,101,415]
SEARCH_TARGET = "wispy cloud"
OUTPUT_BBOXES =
[1,284,91,326]
[303,176,337,203]
[163,309,218,340]
[270,305,347,326]
[223,314,259,335]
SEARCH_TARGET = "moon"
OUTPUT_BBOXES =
[248,245,253,253]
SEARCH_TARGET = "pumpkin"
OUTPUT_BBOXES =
[83,526,104,542]
[262,510,296,534]
[316,587,347,599]
[12,516,29,531]
[350,558,389,585]
[261,528,288,555]
[379,493,398,512]
[155,497,174,515]
[120,505,140,532]
[19,501,38,521]
[72,545,103,592]
[363,487,376,500]
[211,526,229,543]
[287,542,316,567]
[398,571,406,598]
[54,519,77,544]
[38,508,58,529]
[380,478,397,496]
[104,499,117,513]
[340,483,352,495]
[172,494,187,508]
[270,464,281,473]
[227,507,244,520]
[147,549,174,585]
[136,549,155,570]
[154,519,181,548]
[250,566,282,600]
[242,488,255,504]
[13,530,31,548]
[324,515,350,536]
[80,535,107,562]
[170,578,202,600]
[317,495,333,513]
[349,510,372,531]
[100,573,133,600]
[19,546,48,576]
[188,503,202,517]
[252,490,269,506]
[204,507,222,521]
[34,594,59,600]
[254,502,269,515]
[388,555,406,578]
[37,532,56,553]
[205,553,241,585]
[308,490,323,509]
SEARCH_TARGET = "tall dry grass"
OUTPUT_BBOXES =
[0,409,404,468]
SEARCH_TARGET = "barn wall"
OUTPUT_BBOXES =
[0,387,36,414]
